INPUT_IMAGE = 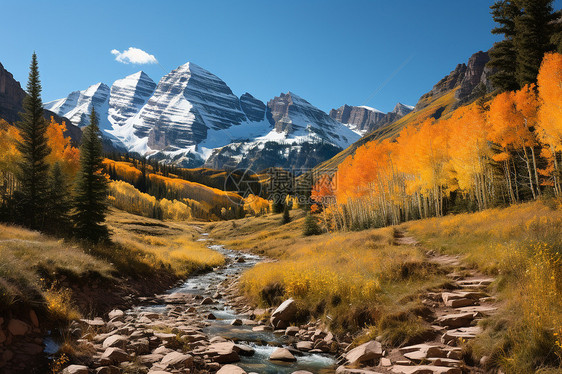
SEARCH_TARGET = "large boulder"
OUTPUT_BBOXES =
[101,347,130,364]
[270,298,297,329]
[160,351,193,369]
[269,347,297,362]
[102,335,128,349]
[206,342,241,364]
[63,365,89,374]
[345,341,383,367]
[7,319,29,336]
[217,364,247,374]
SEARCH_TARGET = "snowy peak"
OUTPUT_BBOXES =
[46,82,111,129]
[265,92,360,148]
[45,63,365,169]
[108,71,156,127]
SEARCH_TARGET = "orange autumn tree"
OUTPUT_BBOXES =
[46,118,80,178]
[325,53,562,230]
[537,53,562,196]
[445,104,493,210]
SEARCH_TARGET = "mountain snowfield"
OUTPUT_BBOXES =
[45,62,408,170]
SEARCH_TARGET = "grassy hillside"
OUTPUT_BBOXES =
[207,212,447,339]
[406,201,562,371]
[0,209,223,323]
[208,200,562,371]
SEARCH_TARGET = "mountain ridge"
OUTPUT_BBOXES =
[45,63,362,170]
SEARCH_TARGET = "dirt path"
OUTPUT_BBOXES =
[349,230,498,373]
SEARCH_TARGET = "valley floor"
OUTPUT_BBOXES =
[0,201,561,373]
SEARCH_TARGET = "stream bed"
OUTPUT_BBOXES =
[131,237,337,373]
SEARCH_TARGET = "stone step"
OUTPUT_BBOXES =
[435,313,475,328]
[442,326,482,345]
[391,365,462,374]
[456,278,494,288]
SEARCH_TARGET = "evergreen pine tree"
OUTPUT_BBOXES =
[73,108,109,242]
[15,53,51,229]
[303,212,321,236]
[45,162,71,235]
[514,0,556,86]
[551,13,562,53]
[487,0,521,92]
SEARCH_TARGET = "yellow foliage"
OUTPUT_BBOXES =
[44,285,81,321]
[240,228,426,307]
[108,180,192,220]
[244,194,270,215]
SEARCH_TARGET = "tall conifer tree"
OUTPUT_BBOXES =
[73,108,109,242]
[487,0,521,92]
[514,0,555,86]
[45,162,71,235]
[16,53,50,229]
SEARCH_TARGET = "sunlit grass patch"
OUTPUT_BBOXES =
[406,200,562,371]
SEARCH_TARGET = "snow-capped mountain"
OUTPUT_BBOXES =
[46,82,111,130]
[45,62,361,170]
[205,92,361,171]
[330,102,414,136]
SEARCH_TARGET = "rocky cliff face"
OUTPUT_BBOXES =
[0,62,26,124]
[0,62,82,144]
[416,51,493,111]
[330,103,413,135]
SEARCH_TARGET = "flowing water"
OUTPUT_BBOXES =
[138,237,337,373]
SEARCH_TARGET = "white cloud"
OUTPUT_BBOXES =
[111,47,158,65]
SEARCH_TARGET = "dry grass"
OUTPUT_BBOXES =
[107,209,224,277]
[0,227,113,314]
[208,211,446,335]
[405,200,562,372]
[0,209,224,324]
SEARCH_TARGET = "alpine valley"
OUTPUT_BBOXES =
[44,62,413,171]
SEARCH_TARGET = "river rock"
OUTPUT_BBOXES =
[292,372,314,374]
[7,319,29,336]
[108,309,124,321]
[201,297,215,305]
[217,364,247,374]
[296,341,313,352]
[139,353,164,364]
[345,340,383,366]
[285,326,300,336]
[252,325,273,332]
[231,319,242,326]
[206,342,241,364]
[269,347,297,362]
[96,367,120,374]
[160,351,193,368]
[270,298,297,329]
[101,347,130,363]
[335,367,383,374]
[102,335,128,349]
[63,365,89,374]
[234,343,255,356]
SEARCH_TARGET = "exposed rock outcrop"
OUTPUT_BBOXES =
[0,62,81,144]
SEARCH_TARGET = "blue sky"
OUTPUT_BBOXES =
[2,0,561,113]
